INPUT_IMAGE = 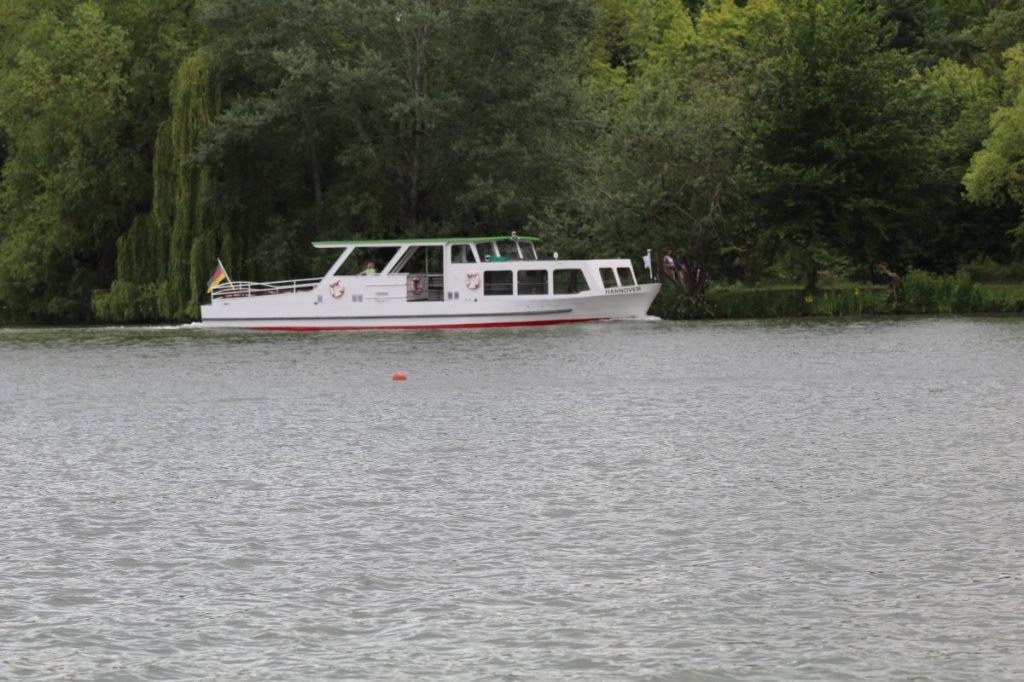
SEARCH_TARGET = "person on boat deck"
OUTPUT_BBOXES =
[359,260,377,276]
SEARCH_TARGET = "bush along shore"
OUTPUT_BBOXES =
[650,270,1024,320]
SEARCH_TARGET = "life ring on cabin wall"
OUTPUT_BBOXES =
[329,279,345,299]
[410,276,424,296]
[466,272,481,290]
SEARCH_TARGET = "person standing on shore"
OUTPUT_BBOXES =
[878,264,901,302]
[676,255,689,289]
[662,249,676,285]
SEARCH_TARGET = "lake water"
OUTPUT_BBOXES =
[1,318,1022,680]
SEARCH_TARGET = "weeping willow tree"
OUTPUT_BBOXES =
[96,0,593,322]
[94,51,224,321]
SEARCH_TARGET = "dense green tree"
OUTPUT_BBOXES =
[585,0,759,295]
[0,3,132,320]
[963,0,1024,73]
[426,0,592,231]
[5,0,1024,323]
[0,0,196,322]
[964,44,1024,249]
[197,0,591,240]
[906,58,1015,270]
[746,0,925,287]
[197,0,373,278]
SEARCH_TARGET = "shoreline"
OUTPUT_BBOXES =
[4,280,1024,326]
[650,279,1024,320]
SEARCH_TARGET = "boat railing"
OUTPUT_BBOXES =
[211,277,322,300]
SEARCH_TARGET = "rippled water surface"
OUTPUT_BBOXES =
[1,318,1022,680]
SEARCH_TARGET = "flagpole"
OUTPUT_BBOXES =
[218,257,232,284]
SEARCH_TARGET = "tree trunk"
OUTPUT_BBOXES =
[806,267,818,293]
[308,137,322,226]
[406,22,428,225]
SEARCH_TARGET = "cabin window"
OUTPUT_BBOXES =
[484,271,513,295]
[518,242,538,260]
[395,245,443,274]
[475,243,496,262]
[497,241,522,260]
[334,246,399,276]
[451,243,477,263]
[553,269,589,294]
[617,267,636,286]
[600,267,618,288]
[517,270,548,295]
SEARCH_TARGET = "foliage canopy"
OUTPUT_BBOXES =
[0,0,1022,322]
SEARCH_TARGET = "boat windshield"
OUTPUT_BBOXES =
[497,240,521,260]
[451,243,478,263]
[333,246,399,276]
[475,242,496,261]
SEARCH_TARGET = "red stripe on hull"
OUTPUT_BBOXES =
[247,317,608,332]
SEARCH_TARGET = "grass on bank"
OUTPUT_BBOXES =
[650,269,1024,320]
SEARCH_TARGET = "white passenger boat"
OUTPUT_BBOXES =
[201,234,660,330]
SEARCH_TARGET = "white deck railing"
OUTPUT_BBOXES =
[211,277,321,300]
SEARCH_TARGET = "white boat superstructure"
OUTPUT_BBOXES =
[200,234,660,330]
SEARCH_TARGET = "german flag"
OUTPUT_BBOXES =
[206,259,229,293]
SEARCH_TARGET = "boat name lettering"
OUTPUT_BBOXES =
[604,285,642,295]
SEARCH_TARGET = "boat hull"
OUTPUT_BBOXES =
[200,283,661,331]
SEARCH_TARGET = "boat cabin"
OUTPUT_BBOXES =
[308,235,639,303]
[208,234,640,303]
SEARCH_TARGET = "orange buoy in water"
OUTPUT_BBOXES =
[392,372,407,381]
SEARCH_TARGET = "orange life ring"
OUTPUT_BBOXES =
[466,272,481,290]
[329,279,345,299]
